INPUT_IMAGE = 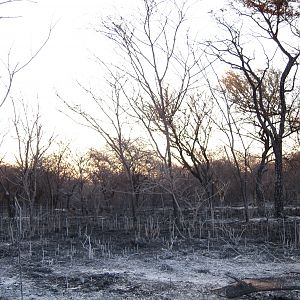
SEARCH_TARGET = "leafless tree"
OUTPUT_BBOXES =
[0,163,18,218]
[168,93,216,202]
[72,152,90,216]
[206,70,252,222]
[12,99,54,235]
[88,141,155,215]
[87,150,118,214]
[221,69,287,215]
[59,74,152,225]
[42,141,75,210]
[100,0,204,227]
[205,0,300,217]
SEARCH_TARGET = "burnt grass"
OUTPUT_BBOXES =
[0,207,300,299]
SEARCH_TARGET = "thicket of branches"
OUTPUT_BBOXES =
[1,143,300,218]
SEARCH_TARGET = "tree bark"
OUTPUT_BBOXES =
[274,140,284,218]
[131,191,137,227]
[255,152,268,217]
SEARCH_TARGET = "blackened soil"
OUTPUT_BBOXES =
[0,220,300,299]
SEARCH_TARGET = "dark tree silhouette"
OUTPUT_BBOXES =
[206,0,300,217]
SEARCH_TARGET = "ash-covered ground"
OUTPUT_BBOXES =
[1,227,300,300]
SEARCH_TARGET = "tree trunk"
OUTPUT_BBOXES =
[242,166,249,223]
[225,147,249,222]
[274,141,284,218]
[171,193,180,228]
[5,191,15,218]
[255,163,267,217]
[131,192,137,228]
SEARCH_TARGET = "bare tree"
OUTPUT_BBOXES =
[87,150,118,214]
[72,152,90,216]
[168,93,215,202]
[205,0,300,217]
[221,69,287,215]
[0,163,18,218]
[209,74,252,221]
[59,74,150,225]
[88,140,155,215]
[100,0,204,227]
[42,141,75,210]
[13,99,54,235]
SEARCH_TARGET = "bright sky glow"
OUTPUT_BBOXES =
[0,0,224,161]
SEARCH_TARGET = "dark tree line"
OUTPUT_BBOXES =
[1,145,300,220]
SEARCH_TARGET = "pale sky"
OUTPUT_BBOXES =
[0,0,224,161]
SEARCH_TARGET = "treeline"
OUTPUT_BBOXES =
[1,143,299,222]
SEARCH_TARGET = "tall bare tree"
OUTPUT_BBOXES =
[221,69,288,215]
[101,0,204,226]
[206,70,252,222]
[206,0,300,217]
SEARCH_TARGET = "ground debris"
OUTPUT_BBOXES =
[212,273,300,299]
[1,235,300,299]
